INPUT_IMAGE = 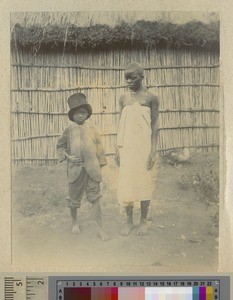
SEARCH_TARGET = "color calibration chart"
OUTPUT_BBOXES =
[2,275,230,300]
[49,276,230,300]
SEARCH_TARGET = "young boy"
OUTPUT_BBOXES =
[57,93,109,241]
[116,62,159,236]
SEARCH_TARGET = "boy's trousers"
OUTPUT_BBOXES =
[67,167,102,208]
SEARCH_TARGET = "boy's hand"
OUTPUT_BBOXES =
[146,151,156,170]
[67,155,83,165]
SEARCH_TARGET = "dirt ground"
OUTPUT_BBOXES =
[12,152,219,271]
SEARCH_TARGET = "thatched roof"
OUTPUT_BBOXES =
[11,12,220,51]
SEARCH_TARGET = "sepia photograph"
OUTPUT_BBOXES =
[11,11,220,270]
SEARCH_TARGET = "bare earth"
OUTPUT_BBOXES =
[12,152,219,271]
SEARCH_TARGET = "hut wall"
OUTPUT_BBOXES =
[11,47,220,165]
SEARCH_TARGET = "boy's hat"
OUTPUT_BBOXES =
[67,93,92,122]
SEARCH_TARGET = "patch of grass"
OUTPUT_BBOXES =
[17,188,66,217]
[177,160,219,205]
[13,165,67,217]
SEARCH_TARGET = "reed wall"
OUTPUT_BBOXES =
[11,47,220,165]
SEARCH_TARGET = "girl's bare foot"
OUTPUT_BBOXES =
[98,229,109,241]
[120,223,134,236]
[136,222,148,236]
[71,223,80,234]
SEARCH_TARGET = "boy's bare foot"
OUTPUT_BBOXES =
[98,229,109,241]
[71,223,80,234]
[136,222,148,236]
[120,223,134,236]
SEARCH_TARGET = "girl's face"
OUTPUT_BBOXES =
[73,107,88,125]
[125,70,143,92]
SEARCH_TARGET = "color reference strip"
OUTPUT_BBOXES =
[64,286,213,300]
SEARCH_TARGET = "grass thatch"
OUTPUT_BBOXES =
[11,11,219,28]
[11,12,219,50]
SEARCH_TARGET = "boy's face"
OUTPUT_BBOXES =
[73,107,88,125]
[125,70,143,92]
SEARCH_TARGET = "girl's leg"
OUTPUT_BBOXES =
[120,204,134,236]
[136,200,150,236]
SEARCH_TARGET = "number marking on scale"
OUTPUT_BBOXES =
[26,277,48,300]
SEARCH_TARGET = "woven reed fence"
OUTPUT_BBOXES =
[11,47,220,165]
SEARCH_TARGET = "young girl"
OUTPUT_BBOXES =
[116,62,159,236]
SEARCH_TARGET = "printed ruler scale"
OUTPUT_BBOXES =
[5,277,26,300]
[4,276,47,300]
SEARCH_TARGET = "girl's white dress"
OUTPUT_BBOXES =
[117,99,154,207]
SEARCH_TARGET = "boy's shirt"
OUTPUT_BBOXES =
[57,123,107,183]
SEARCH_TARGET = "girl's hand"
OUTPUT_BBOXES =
[115,147,120,166]
[146,151,156,170]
